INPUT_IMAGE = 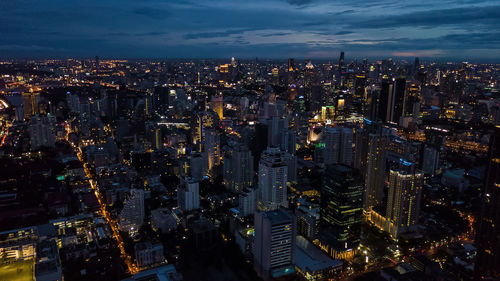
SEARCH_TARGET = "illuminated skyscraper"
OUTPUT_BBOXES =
[318,164,363,259]
[22,92,40,120]
[475,126,500,279]
[364,131,386,212]
[204,128,220,176]
[210,94,223,120]
[385,161,423,238]
[254,208,296,280]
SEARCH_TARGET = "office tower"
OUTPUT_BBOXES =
[267,116,289,147]
[322,127,353,166]
[22,92,40,119]
[288,58,296,72]
[204,128,220,175]
[280,129,296,155]
[144,94,153,118]
[177,177,200,211]
[339,128,353,166]
[254,208,296,280]
[210,94,223,120]
[413,57,420,75]
[365,85,380,121]
[189,152,207,181]
[323,128,340,165]
[29,115,56,150]
[364,133,386,211]
[475,127,500,278]
[119,189,145,235]
[422,145,440,176]
[153,86,170,115]
[339,52,345,72]
[319,164,363,258]
[378,79,393,122]
[385,161,423,238]
[258,147,289,211]
[391,77,406,124]
[238,186,257,217]
[296,205,320,240]
[404,82,420,118]
[150,127,162,150]
[223,142,254,192]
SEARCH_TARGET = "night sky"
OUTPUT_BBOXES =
[1,0,500,61]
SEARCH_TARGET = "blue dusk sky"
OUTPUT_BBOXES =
[1,0,499,61]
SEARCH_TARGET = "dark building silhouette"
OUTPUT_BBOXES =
[475,126,500,279]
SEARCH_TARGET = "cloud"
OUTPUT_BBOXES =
[133,7,170,19]
[355,5,500,29]
[285,0,313,6]
[335,31,354,35]
[184,28,258,40]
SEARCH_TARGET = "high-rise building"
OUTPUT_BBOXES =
[475,126,500,278]
[258,147,289,211]
[238,186,258,217]
[29,115,56,150]
[385,161,423,238]
[339,51,346,86]
[135,242,164,269]
[254,208,296,280]
[22,92,40,120]
[266,116,289,147]
[119,189,145,235]
[210,94,223,120]
[391,77,406,124]
[204,128,220,176]
[223,142,254,192]
[318,164,363,259]
[364,132,386,212]
[378,79,393,123]
[177,177,200,211]
[421,145,440,176]
[322,127,353,166]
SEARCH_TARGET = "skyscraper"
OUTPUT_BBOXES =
[177,177,200,211]
[385,161,423,238]
[29,115,56,150]
[322,127,354,166]
[22,92,40,120]
[204,128,220,176]
[391,77,406,124]
[258,147,289,211]
[254,208,296,280]
[119,189,145,235]
[210,94,223,120]
[223,142,254,192]
[475,126,500,279]
[318,164,363,259]
[379,78,393,123]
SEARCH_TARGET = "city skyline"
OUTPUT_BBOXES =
[1,0,500,61]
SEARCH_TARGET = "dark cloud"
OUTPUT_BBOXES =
[335,31,354,35]
[355,5,500,28]
[184,28,258,40]
[0,0,499,60]
[285,0,313,6]
[133,7,170,19]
